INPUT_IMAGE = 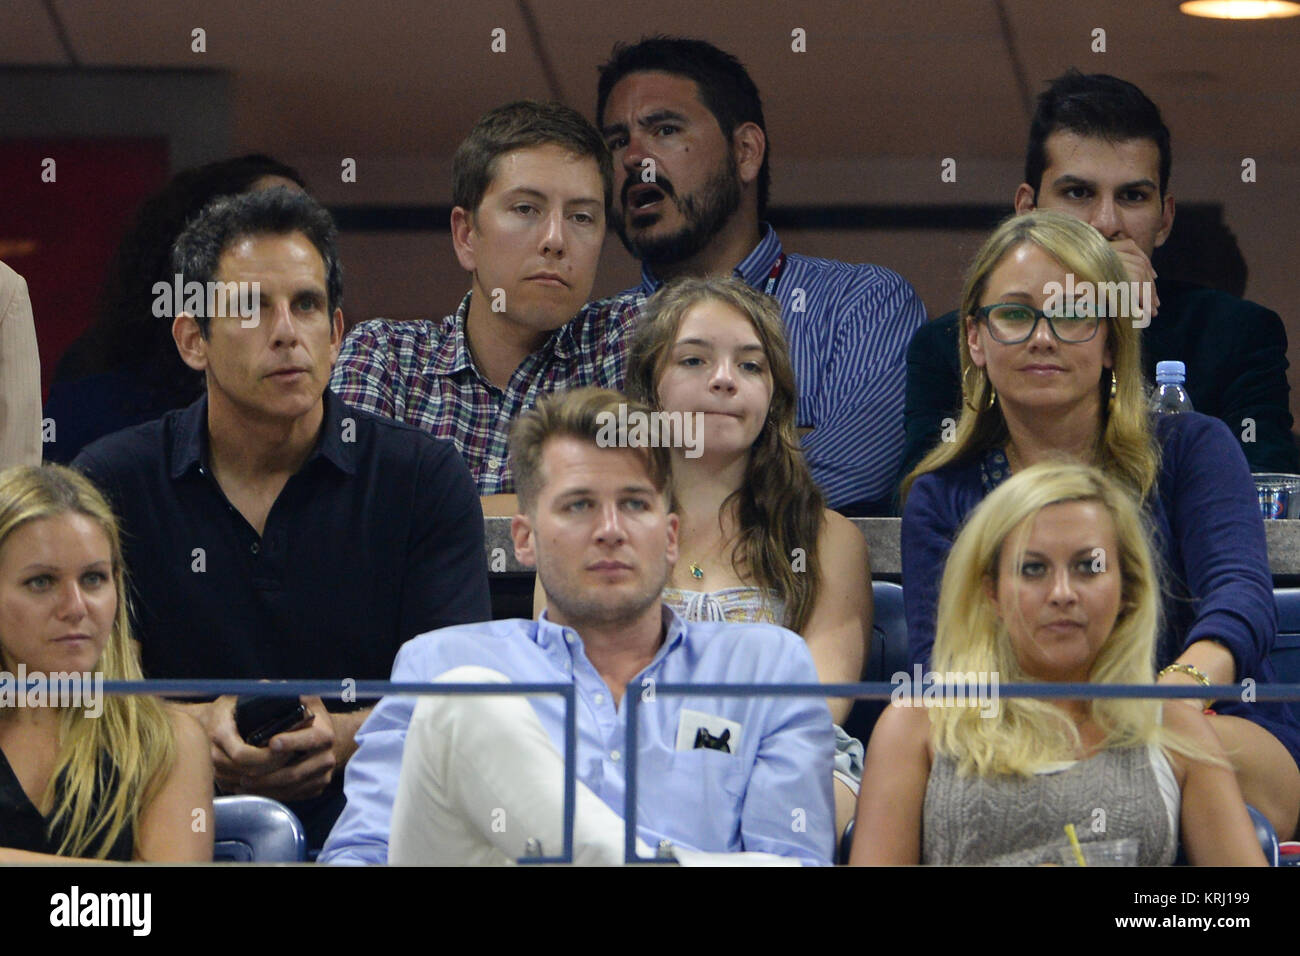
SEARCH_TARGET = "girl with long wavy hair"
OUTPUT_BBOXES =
[625,276,872,832]
[0,464,211,861]
[854,462,1264,865]
[900,210,1300,839]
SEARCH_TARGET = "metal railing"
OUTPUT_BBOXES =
[91,677,1300,865]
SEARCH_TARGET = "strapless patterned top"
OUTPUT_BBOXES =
[661,586,787,626]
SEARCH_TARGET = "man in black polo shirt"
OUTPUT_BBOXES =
[74,188,491,847]
[900,70,1297,482]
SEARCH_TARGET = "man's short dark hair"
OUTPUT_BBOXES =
[171,187,342,337]
[1025,70,1172,200]
[596,36,770,217]
[452,101,614,218]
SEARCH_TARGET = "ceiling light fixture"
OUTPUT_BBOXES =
[1180,0,1300,18]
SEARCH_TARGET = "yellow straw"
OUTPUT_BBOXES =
[1064,823,1087,866]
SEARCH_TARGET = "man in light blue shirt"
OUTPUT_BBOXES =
[320,387,834,865]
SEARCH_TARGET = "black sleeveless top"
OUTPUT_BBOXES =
[0,745,134,860]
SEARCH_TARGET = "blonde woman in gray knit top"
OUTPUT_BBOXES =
[850,462,1265,865]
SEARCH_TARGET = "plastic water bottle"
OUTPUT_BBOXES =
[1150,361,1193,415]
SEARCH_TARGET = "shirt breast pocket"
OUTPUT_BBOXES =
[640,749,749,853]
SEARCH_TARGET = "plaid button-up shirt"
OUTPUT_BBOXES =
[329,290,643,494]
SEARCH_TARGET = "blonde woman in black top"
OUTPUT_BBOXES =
[0,465,211,862]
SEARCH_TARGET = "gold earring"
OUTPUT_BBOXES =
[1109,369,1117,404]
[963,366,995,413]
[962,366,976,412]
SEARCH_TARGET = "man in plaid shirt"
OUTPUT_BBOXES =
[330,101,640,505]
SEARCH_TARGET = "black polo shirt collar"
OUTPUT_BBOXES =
[168,388,359,481]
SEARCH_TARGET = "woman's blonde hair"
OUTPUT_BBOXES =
[0,464,175,858]
[930,461,1216,775]
[901,210,1157,505]
[626,276,824,633]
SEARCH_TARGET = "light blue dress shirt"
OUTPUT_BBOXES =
[320,607,835,865]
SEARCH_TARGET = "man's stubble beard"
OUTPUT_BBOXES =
[537,558,670,630]
[614,155,742,269]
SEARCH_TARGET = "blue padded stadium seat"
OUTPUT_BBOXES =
[842,581,910,747]
[1272,588,1300,683]
[213,795,308,863]
[1247,805,1280,866]
[1175,805,1279,866]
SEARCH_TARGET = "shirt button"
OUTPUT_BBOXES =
[593,693,605,705]
[609,750,621,762]
[487,457,501,470]
[564,633,575,644]
[250,542,260,555]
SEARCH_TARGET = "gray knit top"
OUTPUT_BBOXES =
[921,744,1179,866]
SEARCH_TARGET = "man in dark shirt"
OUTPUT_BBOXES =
[74,188,491,846]
[901,70,1297,482]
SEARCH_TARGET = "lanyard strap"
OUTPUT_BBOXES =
[762,253,786,297]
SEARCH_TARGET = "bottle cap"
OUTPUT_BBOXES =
[1155,360,1186,383]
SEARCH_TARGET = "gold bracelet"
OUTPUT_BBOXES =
[1158,662,1211,686]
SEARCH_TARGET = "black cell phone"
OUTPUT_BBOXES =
[234,695,310,747]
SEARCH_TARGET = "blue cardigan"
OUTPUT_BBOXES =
[901,412,1300,768]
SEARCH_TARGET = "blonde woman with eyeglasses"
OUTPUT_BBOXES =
[900,211,1300,840]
